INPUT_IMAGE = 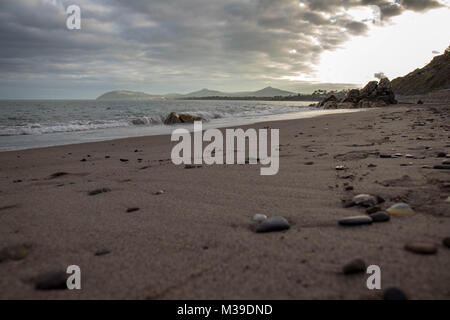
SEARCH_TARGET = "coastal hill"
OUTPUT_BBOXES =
[96,90,160,101]
[392,49,450,95]
[96,86,296,100]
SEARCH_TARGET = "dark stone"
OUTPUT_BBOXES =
[88,188,111,196]
[366,206,381,214]
[338,215,373,226]
[379,154,392,158]
[95,249,110,256]
[120,159,129,162]
[443,237,450,248]
[49,172,68,179]
[404,242,437,255]
[384,287,407,300]
[126,207,139,213]
[369,211,390,222]
[342,259,366,274]
[433,165,450,170]
[35,271,68,290]
[318,95,337,107]
[256,216,290,233]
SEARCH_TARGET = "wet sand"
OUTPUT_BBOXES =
[0,103,449,299]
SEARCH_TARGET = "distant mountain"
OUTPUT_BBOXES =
[96,87,297,100]
[96,90,161,100]
[237,86,295,97]
[391,50,450,95]
[182,88,231,98]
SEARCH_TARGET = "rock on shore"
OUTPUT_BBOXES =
[319,78,397,109]
[164,112,206,125]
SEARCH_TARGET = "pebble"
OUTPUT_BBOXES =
[352,194,378,207]
[368,163,377,168]
[304,161,314,165]
[393,153,403,158]
[88,188,111,196]
[256,216,290,233]
[154,190,165,195]
[35,271,68,290]
[383,287,407,300]
[443,160,450,165]
[405,154,415,158]
[422,165,431,169]
[338,215,373,226]
[95,248,110,256]
[252,214,267,222]
[126,207,139,213]
[386,203,414,215]
[434,165,450,170]
[120,159,129,162]
[404,242,437,255]
[0,244,29,262]
[366,206,381,214]
[344,186,354,191]
[369,211,390,222]
[443,237,450,248]
[379,154,392,158]
[342,259,366,274]
[335,165,346,171]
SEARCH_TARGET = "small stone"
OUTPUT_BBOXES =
[422,165,432,169]
[352,194,377,207]
[442,160,450,165]
[185,164,202,169]
[80,158,87,162]
[393,153,403,158]
[342,259,366,274]
[368,163,377,168]
[335,165,346,171]
[35,271,68,290]
[256,216,290,233]
[437,152,446,158]
[304,161,314,165]
[366,206,381,214]
[443,237,450,248]
[405,154,414,158]
[95,248,110,256]
[252,214,267,222]
[0,244,29,262]
[120,159,129,162]
[338,215,373,226]
[154,190,165,195]
[404,242,437,255]
[434,165,450,170]
[369,211,390,222]
[379,154,392,158]
[384,287,407,300]
[345,186,354,191]
[88,188,111,196]
[386,203,414,215]
[126,207,139,213]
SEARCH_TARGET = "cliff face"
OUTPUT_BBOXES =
[391,51,450,95]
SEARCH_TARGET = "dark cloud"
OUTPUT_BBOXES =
[0,0,446,98]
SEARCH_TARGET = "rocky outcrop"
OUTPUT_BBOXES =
[391,50,450,95]
[319,78,397,109]
[163,112,206,125]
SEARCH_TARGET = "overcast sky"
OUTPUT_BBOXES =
[0,0,448,99]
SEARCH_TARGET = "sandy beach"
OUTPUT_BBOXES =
[0,103,449,299]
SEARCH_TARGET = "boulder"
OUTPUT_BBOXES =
[164,112,182,124]
[341,89,360,103]
[323,101,338,109]
[164,112,206,125]
[360,81,378,98]
[318,95,337,107]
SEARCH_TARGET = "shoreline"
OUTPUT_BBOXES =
[0,103,449,299]
[0,107,361,153]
